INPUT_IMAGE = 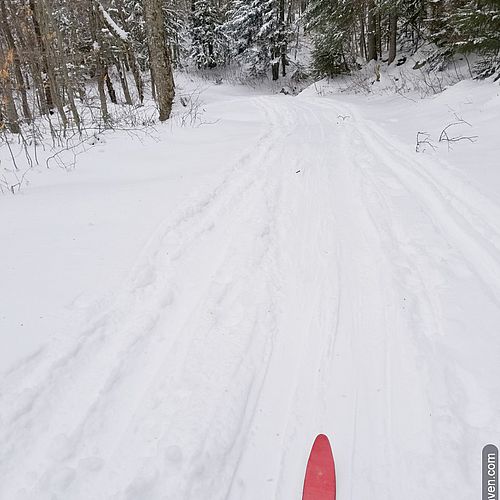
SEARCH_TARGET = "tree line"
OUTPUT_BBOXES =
[307,0,500,77]
[0,0,498,134]
[0,0,180,133]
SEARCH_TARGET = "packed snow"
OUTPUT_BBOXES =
[1,77,499,499]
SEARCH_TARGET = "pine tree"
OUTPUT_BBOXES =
[165,0,190,67]
[225,0,291,79]
[257,0,290,79]
[225,0,258,57]
[442,0,500,55]
[429,0,500,78]
[306,0,357,76]
[190,0,228,69]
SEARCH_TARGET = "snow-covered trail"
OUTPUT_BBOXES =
[1,90,499,500]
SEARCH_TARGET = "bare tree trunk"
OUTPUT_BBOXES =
[96,58,110,125]
[150,63,156,101]
[0,43,21,133]
[45,0,81,129]
[105,69,117,104]
[1,0,32,123]
[95,0,144,104]
[388,8,397,65]
[29,0,54,112]
[117,58,133,105]
[376,11,382,59]
[126,46,145,103]
[359,10,366,60]
[1,81,21,133]
[286,0,294,24]
[367,0,377,62]
[35,0,68,129]
[272,59,279,80]
[90,2,110,126]
[280,0,287,77]
[144,0,175,121]
[14,8,49,115]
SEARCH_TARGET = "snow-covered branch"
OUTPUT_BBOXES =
[97,2,129,42]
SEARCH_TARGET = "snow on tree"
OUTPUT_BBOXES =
[306,0,357,76]
[165,0,190,67]
[432,0,500,78]
[224,0,258,58]
[190,0,228,69]
[225,0,292,79]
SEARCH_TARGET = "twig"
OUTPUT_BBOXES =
[438,117,478,151]
[416,131,437,153]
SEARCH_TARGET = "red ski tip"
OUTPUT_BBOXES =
[302,434,336,500]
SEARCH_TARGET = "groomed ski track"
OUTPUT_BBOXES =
[1,92,499,500]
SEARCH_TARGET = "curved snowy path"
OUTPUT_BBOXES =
[1,93,499,500]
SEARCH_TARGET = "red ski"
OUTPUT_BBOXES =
[302,434,336,500]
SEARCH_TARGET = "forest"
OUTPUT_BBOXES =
[0,0,499,135]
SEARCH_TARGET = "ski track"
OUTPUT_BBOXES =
[1,91,499,499]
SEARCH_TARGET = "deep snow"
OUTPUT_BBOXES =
[1,77,499,499]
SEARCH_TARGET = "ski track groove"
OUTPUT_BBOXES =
[0,97,285,499]
[313,96,500,308]
[308,94,500,498]
[1,91,498,500]
[319,98,457,482]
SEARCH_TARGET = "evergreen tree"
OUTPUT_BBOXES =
[428,0,500,77]
[165,0,190,67]
[306,0,357,76]
[190,0,228,69]
[225,0,291,79]
[257,0,291,79]
[225,0,259,58]
[439,0,500,55]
